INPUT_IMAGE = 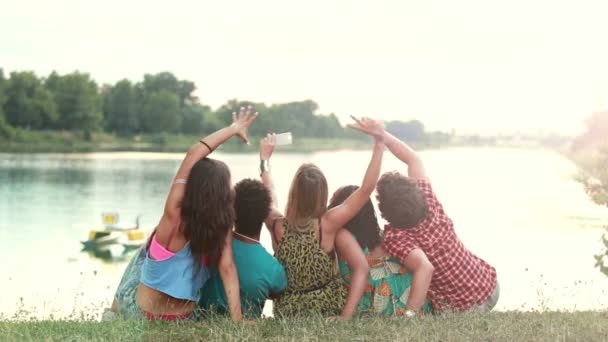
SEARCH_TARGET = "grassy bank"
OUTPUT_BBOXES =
[0,130,378,153]
[1,312,607,341]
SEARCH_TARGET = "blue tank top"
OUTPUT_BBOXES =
[140,242,209,301]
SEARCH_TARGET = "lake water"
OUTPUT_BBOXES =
[1,147,607,320]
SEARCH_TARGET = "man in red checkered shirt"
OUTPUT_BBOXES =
[349,118,499,314]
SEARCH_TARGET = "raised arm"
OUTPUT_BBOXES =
[260,134,283,251]
[334,229,369,320]
[381,131,427,180]
[218,230,243,321]
[347,116,427,180]
[162,107,258,223]
[323,120,385,232]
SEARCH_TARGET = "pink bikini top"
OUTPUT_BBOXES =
[149,228,209,266]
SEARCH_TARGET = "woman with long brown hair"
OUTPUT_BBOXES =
[112,107,258,321]
[259,117,384,319]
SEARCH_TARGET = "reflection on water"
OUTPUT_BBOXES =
[1,148,607,319]
[81,245,140,263]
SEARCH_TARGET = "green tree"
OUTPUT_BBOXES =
[215,100,263,124]
[309,113,344,138]
[0,68,6,117]
[215,99,344,138]
[139,72,196,106]
[181,104,215,134]
[46,72,102,131]
[141,90,181,133]
[215,99,268,136]
[386,120,426,142]
[135,72,201,134]
[0,69,11,139]
[268,100,318,136]
[4,71,58,129]
[103,79,139,134]
[0,113,14,139]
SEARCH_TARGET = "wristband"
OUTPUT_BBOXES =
[199,140,213,152]
[259,160,270,175]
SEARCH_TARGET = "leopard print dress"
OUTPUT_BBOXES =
[273,218,347,317]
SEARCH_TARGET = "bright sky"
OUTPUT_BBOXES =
[2,0,608,134]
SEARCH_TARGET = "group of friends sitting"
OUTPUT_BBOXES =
[109,106,499,321]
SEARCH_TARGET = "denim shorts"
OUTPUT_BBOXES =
[114,246,146,319]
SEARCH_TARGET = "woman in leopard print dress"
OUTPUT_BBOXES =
[258,118,386,319]
[272,218,347,316]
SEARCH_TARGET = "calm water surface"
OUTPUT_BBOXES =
[1,147,607,319]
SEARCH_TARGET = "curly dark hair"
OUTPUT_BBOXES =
[329,185,382,251]
[181,158,234,268]
[234,178,272,237]
[376,171,428,230]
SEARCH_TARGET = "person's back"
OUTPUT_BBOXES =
[381,176,498,312]
[329,185,432,316]
[199,179,287,318]
[200,239,286,317]
[351,120,499,313]
[273,218,346,317]
[259,126,384,320]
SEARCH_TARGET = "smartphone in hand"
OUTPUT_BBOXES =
[275,132,293,146]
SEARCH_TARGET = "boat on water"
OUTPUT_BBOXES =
[81,212,147,249]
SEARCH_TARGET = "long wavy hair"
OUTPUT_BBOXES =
[285,163,328,227]
[181,158,234,268]
[328,185,382,250]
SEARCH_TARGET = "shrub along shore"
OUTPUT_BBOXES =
[0,130,407,154]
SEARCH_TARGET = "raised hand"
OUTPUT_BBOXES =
[347,116,385,141]
[231,106,259,144]
[260,133,276,160]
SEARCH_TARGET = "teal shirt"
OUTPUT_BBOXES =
[199,239,287,318]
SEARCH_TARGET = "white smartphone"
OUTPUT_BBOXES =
[275,132,293,146]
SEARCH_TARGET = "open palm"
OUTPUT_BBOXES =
[347,116,385,140]
[232,106,258,143]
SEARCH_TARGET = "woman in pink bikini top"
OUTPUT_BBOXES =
[134,106,259,321]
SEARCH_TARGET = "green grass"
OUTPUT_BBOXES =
[1,312,607,341]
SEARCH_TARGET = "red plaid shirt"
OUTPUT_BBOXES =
[383,179,497,312]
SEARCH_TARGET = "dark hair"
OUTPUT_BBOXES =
[234,178,271,237]
[286,163,328,224]
[376,171,428,229]
[328,185,382,250]
[181,158,234,268]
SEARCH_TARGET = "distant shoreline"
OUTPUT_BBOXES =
[0,130,565,154]
[0,131,427,154]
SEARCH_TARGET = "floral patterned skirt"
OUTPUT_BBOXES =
[339,251,432,316]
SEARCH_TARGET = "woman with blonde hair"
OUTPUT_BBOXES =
[259,117,384,319]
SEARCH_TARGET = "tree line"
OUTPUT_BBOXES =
[0,69,441,143]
